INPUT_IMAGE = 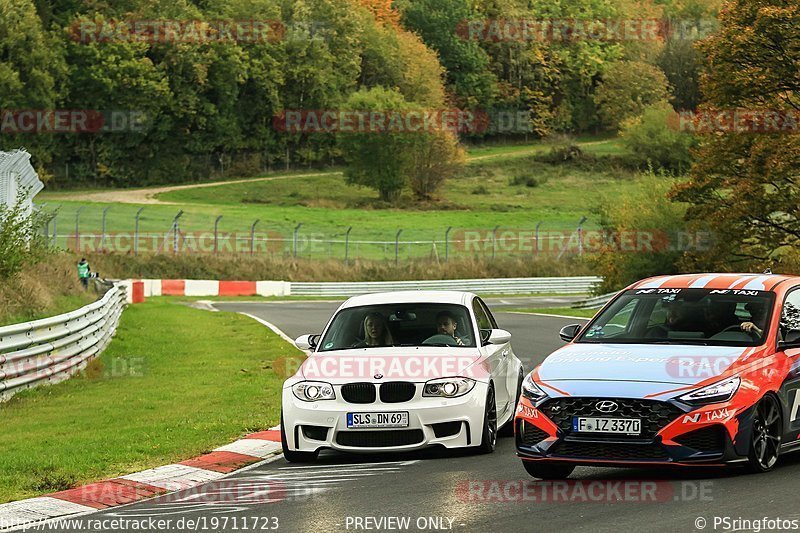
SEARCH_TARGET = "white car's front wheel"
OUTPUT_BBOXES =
[477,386,498,454]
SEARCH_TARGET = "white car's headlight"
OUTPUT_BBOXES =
[423,377,475,398]
[521,373,548,401]
[678,376,741,405]
[292,381,336,402]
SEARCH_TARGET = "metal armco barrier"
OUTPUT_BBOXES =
[290,276,603,297]
[0,284,127,402]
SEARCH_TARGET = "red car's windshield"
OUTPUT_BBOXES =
[576,288,775,346]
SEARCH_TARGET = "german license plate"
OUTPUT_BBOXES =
[572,417,641,435]
[347,412,409,429]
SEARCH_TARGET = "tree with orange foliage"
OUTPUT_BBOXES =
[356,0,401,27]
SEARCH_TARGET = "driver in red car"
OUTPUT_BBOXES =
[703,301,740,337]
[436,311,466,346]
[741,301,769,338]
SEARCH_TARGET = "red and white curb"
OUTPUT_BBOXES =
[117,279,291,302]
[0,430,283,530]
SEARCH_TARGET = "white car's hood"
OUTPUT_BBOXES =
[298,346,488,384]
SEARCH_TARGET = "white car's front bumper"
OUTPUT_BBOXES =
[282,381,489,453]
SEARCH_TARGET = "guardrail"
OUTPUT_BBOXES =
[571,291,617,309]
[0,284,127,402]
[290,276,603,297]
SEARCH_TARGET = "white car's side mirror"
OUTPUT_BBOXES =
[487,329,512,345]
[295,334,320,351]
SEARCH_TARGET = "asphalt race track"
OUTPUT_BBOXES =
[48,301,800,533]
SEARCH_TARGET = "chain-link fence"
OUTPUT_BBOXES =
[40,204,711,262]
[39,205,597,262]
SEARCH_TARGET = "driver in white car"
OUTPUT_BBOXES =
[352,312,394,348]
[436,311,466,346]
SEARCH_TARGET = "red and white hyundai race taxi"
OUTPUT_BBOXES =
[516,273,800,479]
[281,291,524,462]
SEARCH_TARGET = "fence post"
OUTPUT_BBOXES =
[395,229,403,266]
[214,215,223,254]
[74,206,85,253]
[51,213,57,247]
[293,223,303,258]
[445,226,452,262]
[345,226,352,264]
[100,206,111,252]
[173,210,184,254]
[534,221,542,256]
[577,216,587,256]
[134,207,144,255]
[43,206,50,242]
[251,219,260,254]
[492,225,500,260]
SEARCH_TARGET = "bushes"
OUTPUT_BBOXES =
[587,170,690,292]
[0,194,94,325]
[0,254,94,326]
[86,253,592,282]
[0,192,50,279]
[620,102,697,173]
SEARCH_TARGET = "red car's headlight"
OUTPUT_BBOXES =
[678,376,741,405]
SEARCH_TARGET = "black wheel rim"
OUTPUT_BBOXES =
[487,390,497,447]
[752,396,781,470]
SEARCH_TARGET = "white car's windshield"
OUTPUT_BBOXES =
[318,303,476,351]
[577,288,775,346]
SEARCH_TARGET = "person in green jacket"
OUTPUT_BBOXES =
[77,258,90,289]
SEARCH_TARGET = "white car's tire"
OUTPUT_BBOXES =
[281,412,319,463]
[477,386,498,454]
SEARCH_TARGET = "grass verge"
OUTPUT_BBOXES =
[0,256,97,327]
[0,300,303,504]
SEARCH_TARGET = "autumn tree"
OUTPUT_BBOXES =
[338,88,417,202]
[670,0,800,269]
[407,129,465,201]
[593,60,671,131]
[0,0,66,168]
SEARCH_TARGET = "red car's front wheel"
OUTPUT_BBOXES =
[747,394,782,473]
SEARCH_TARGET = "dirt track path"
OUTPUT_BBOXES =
[46,171,342,205]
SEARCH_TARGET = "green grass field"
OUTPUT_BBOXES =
[0,301,302,503]
[37,138,632,261]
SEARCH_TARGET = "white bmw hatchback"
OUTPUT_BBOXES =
[280,291,524,462]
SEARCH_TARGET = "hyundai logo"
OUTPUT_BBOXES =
[595,400,619,413]
[374,373,383,380]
